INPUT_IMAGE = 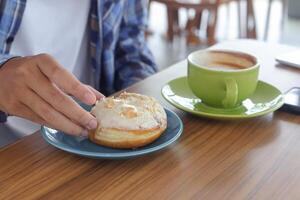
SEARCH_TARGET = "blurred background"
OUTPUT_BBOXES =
[147,0,300,70]
[1,0,300,147]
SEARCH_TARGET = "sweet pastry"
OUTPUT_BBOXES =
[89,92,167,149]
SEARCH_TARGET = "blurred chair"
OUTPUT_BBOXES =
[149,0,257,45]
[150,0,221,44]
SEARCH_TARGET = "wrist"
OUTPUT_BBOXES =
[0,55,21,69]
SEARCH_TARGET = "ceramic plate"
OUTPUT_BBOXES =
[161,77,284,119]
[41,108,183,159]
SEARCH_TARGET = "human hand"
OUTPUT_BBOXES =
[0,54,104,136]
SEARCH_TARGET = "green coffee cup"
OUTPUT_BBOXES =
[187,50,259,109]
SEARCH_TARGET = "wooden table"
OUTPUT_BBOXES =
[1,40,300,199]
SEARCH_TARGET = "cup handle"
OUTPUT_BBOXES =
[222,78,238,108]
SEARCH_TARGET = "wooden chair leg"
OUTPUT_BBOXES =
[246,0,257,38]
[184,10,202,45]
[166,6,175,41]
[185,18,194,31]
[173,9,180,35]
[195,11,203,30]
[185,11,202,30]
[207,8,218,45]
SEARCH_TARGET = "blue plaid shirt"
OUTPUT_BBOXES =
[0,0,157,122]
[0,0,157,95]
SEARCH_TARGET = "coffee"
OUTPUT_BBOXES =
[189,51,256,71]
[205,62,247,71]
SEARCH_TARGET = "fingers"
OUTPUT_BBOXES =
[35,54,96,105]
[26,69,98,130]
[0,54,100,137]
[22,89,88,136]
[85,85,105,100]
[10,103,47,125]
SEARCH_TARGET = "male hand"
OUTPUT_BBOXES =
[0,54,104,136]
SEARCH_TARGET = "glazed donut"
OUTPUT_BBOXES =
[89,92,167,149]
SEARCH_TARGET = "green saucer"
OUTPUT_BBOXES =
[161,77,284,119]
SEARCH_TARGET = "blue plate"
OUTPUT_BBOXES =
[41,108,183,159]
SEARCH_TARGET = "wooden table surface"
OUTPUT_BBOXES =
[1,40,300,200]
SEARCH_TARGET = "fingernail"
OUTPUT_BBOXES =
[97,94,105,100]
[87,119,98,130]
[84,92,96,104]
[81,129,89,137]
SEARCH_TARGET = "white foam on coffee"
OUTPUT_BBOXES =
[189,51,256,71]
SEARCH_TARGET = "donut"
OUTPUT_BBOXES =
[89,92,167,149]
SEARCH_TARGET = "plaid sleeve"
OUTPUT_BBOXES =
[114,0,157,90]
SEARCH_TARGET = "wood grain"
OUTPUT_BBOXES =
[1,40,300,200]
